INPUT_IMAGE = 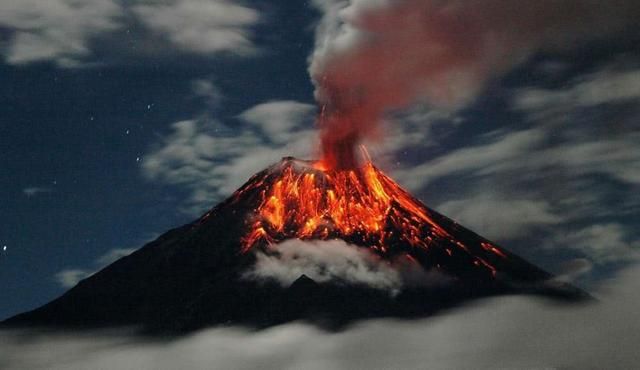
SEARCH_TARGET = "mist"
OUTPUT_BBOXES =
[2,263,639,369]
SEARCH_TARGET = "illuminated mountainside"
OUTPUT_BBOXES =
[3,158,588,333]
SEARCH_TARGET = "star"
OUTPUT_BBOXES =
[2,245,6,252]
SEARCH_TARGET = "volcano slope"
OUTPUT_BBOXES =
[3,158,589,333]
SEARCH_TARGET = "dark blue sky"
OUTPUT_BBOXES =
[1,0,639,320]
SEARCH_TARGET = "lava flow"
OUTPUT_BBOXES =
[237,154,510,281]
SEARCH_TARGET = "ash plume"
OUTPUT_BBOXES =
[310,0,640,168]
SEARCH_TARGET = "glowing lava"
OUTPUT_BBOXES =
[237,155,508,280]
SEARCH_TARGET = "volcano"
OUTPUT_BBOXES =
[3,157,588,333]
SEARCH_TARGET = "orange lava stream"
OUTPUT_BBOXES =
[241,160,453,254]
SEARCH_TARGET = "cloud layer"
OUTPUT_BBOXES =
[3,263,640,369]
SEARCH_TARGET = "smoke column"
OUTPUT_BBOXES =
[310,0,640,169]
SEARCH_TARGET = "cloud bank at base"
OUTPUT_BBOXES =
[2,263,639,370]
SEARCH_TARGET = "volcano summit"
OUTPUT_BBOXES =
[3,157,588,333]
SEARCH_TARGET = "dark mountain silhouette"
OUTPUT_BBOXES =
[3,158,588,333]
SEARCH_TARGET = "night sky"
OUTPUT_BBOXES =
[1,0,639,322]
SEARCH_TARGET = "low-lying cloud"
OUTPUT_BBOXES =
[243,239,445,292]
[246,239,400,290]
[3,264,640,369]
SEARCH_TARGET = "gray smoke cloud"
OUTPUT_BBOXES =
[2,264,640,369]
[311,0,640,152]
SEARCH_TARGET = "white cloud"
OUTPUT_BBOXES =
[538,134,640,185]
[515,67,640,113]
[394,128,546,190]
[396,126,640,194]
[245,239,402,292]
[438,194,560,240]
[132,0,259,56]
[95,248,137,266]
[553,258,594,284]
[143,100,316,215]
[554,224,640,264]
[245,240,450,292]
[54,269,92,289]
[508,66,640,188]
[0,0,122,66]
[0,0,260,66]
[190,79,222,107]
[23,187,52,197]
[359,105,463,167]
[238,101,316,144]
[142,118,265,214]
[54,248,136,288]
[5,263,640,370]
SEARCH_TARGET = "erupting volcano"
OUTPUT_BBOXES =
[237,154,517,282]
[3,151,588,333]
[3,48,590,331]
[205,152,575,287]
[241,155,450,252]
[1,52,593,331]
